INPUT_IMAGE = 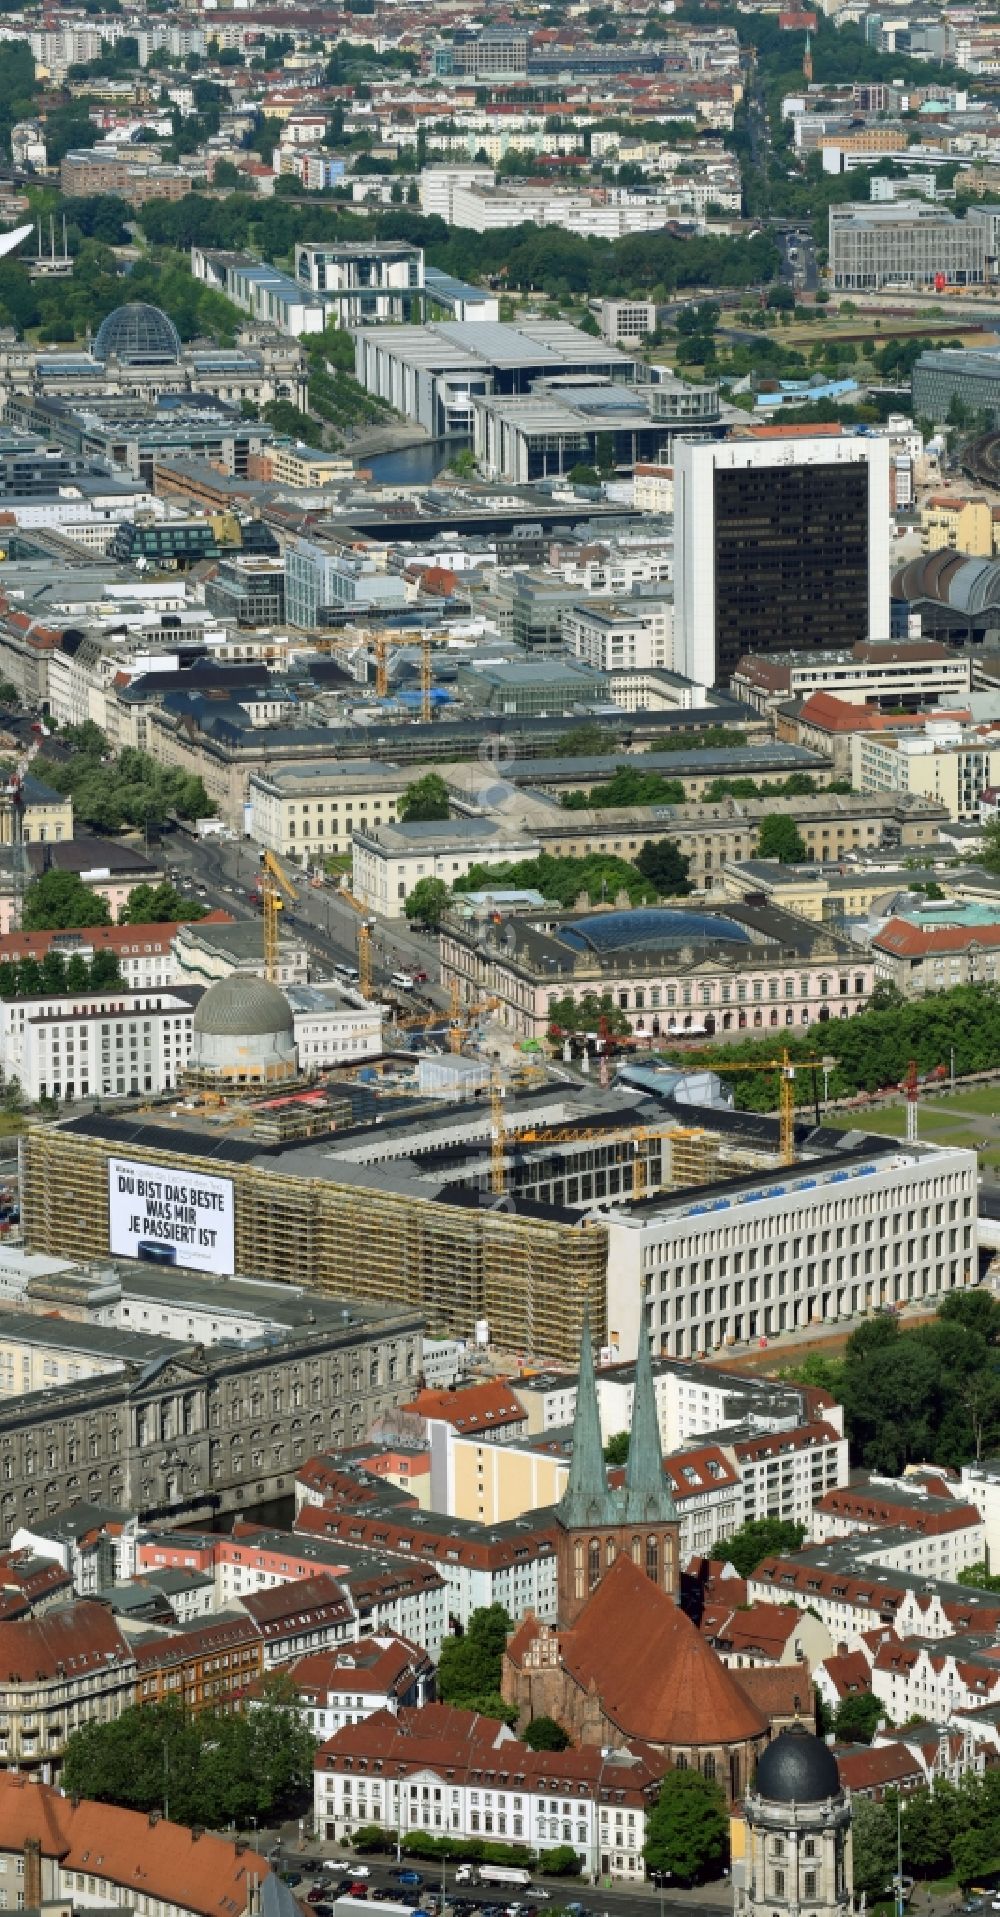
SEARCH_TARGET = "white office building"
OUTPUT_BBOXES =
[0,986,201,1102]
[674,432,892,686]
[604,1140,976,1360]
[561,596,673,672]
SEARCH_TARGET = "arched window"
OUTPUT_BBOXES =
[631,1535,642,1566]
[703,1754,716,1781]
[675,1753,688,1770]
[588,1538,601,1591]
[574,1540,584,1602]
[646,1535,659,1584]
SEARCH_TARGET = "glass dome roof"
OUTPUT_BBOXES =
[557,909,751,955]
[93,302,182,366]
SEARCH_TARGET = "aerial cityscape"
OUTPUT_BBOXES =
[7,0,1000,1915]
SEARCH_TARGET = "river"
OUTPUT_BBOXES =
[359,435,471,485]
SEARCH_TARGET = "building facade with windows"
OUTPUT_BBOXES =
[248,760,409,864]
[0,985,201,1103]
[314,1705,668,1879]
[674,431,891,686]
[604,1140,977,1362]
[438,902,876,1040]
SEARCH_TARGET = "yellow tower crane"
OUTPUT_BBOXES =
[338,883,376,1000]
[513,1118,708,1203]
[260,850,298,984]
[676,1047,822,1167]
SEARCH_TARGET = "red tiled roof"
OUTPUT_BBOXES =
[559,1555,769,1746]
[403,1380,526,1433]
[0,913,232,964]
[0,1600,132,1682]
[820,1650,872,1699]
[834,1741,921,1792]
[797,692,928,735]
[874,916,1000,959]
[0,1771,270,1916]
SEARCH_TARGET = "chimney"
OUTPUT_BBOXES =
[24,1837,42,1909]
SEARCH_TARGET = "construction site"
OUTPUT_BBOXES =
[20,1042,924,1365]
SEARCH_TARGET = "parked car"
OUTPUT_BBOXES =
[347,1869,371,1881]
[348,1887,369,1901]
[410,968,429,984]
[307,1890,327,1904]
[391,1873,424,1888]
[280,1875,302,1888]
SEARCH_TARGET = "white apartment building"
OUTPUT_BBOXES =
[351,820,540,919]
[873,1636,1000,1725]
[749,1549,995,1651]
[314,1716,666,1880]
[0,986,200,1103]
[674,432,891,687]
[734,1423,850,1530]
[852,721,1000,821]
[731,640,971,716]
[561,596,672,672]
[633,464,674,515]
[288,985,383,1069]
[248,760,409,864]
[604,1141,977,1360]
[419,166,496,222]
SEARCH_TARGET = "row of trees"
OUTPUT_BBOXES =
[0,950,120,1000]
[559,769,841,813]
[854,1772,1000,1896]
[686,981,1000,1108]
[61,1688,315,1827]
[39,731,212,835]
[20,873,207,935]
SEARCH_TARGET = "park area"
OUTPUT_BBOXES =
[827,1083,1000,1172]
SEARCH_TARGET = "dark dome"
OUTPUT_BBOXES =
[755,1725,841,1803]
[94,302,182,366]
[193,974,294,1039]
[556,908,751,957]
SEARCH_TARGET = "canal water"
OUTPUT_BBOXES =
[360,435,471,485]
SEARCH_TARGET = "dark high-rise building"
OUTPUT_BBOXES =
[674,432,890,685]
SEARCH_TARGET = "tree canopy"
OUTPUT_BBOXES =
[61,1687,315,1826]
[404,876,450,927]
[0,951,120,1000]
[121,882,208,925]
[399,773,450,822]
[757,814,808,863]
[22,870,112,932]
[643,1770,729,1884]
[39,737,212,834]
[454,853,655,909]
[837,1295,1000,1473]
[437,1605,516,1723]
[634,838,692,897]
[716,1517,806,1578]
[522,1716,570,1752]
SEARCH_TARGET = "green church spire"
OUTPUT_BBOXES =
[558,1302,617,1529]
[623,1324,677,1524]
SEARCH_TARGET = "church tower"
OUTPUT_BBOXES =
[803,29,813,81]
[555,1312,680,1626]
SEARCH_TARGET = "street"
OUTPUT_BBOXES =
[258,1836,733,1917]
[164,830,448,1011]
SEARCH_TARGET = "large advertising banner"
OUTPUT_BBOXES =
[108,1156,235,1275]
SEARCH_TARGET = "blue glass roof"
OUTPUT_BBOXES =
[557,909,751,955]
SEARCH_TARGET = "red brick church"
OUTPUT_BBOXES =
[501,1318,807,1802]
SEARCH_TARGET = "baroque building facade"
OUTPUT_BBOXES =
[0,1299,422,1543]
